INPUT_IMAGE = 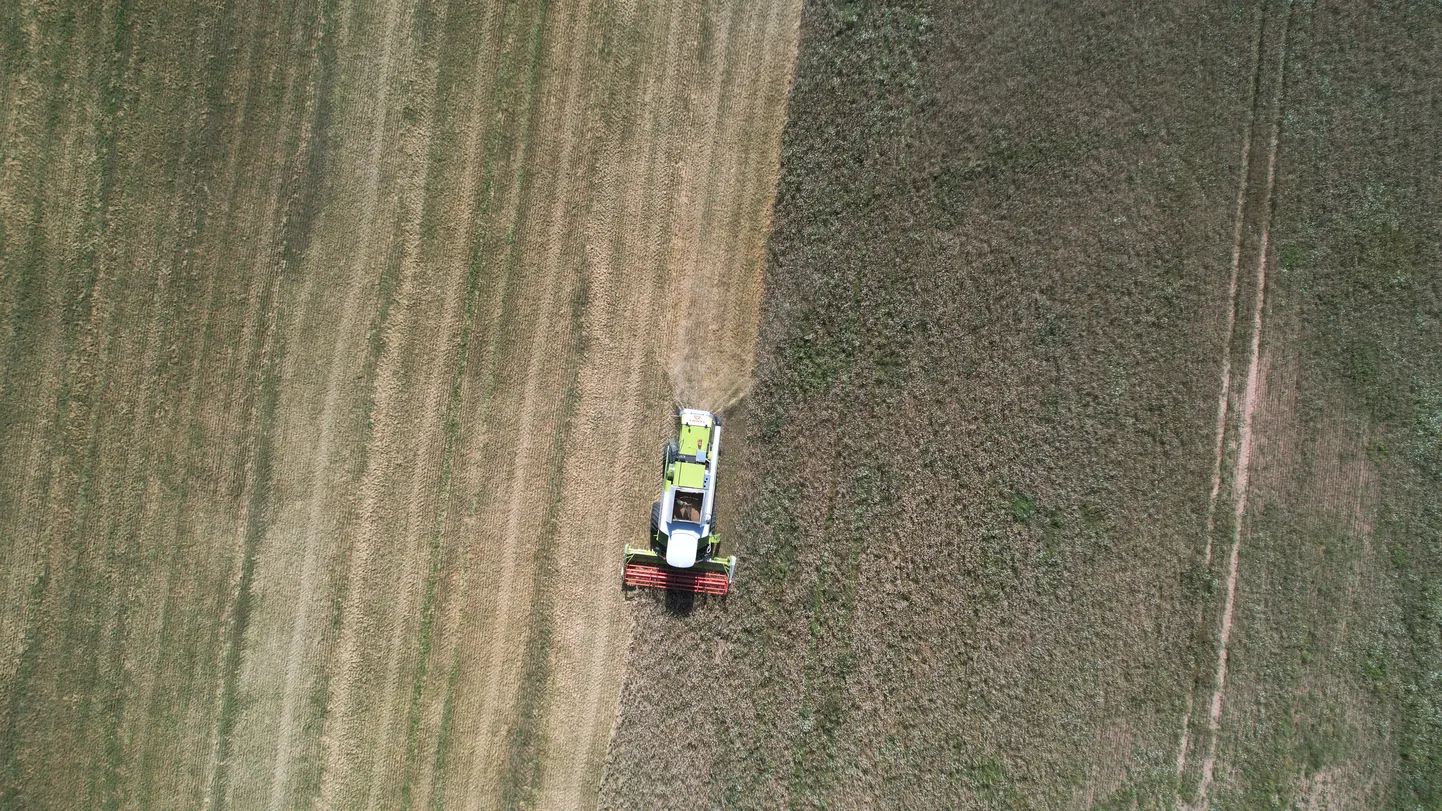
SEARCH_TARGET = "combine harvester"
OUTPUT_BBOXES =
[623,408,738,596]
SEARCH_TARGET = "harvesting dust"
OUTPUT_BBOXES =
[664,225,768,413]
[666,303,756,413]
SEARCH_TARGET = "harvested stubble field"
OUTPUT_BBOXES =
[0,0,797,808]
[603,1,1442,809]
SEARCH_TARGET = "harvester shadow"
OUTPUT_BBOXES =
[621,584,704,616]
[663,589,697,616]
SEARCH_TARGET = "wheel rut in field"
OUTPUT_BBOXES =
[1176,0,1295,805]
[1172,0,1268,782]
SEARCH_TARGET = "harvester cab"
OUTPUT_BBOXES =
[623,408,737,595]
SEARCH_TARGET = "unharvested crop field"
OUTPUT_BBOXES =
[0,0,798,808]
[603,1,1442,809]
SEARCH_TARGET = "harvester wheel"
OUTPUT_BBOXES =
[650,501,660,536]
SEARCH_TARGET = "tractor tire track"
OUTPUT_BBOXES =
[403,2,558,803]
[353,27,473,810]
[240,1,347,796]
[38,27,219,802]
[123,4,327,804]
[1183,1,1294,806]
[485,1,614,803]
[110,6,317,802]
[189,6,347,805]
[1173,0,1268,781]
[383,3,517,808]
[277,0,428,806]
[0,4,90,646]
[200,6,341,794]
[0,7,104,722]
[2,5,155,801]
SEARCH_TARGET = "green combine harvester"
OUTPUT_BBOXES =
[623,408,737,595]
